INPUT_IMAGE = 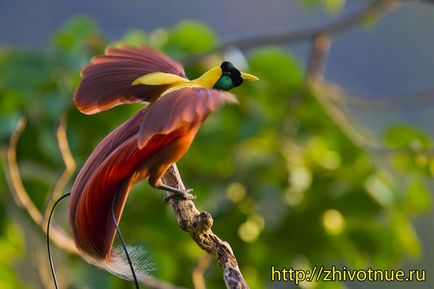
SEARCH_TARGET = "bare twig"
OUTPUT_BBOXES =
[218,0,400,51]
[192,254,211,289]
[4,118,44,225]
[306,26,434,156]
[162,165,249,289]
[309,81,377,148]
[305,32,387,150]
[34,249,53,289]
[183,0,400,66]
[308,80,434,156]
[300,0,434,155]
[307,33,332,81]
[327,87,434,108]
[43,115,76,224]
[2,118,78,254]
[306,31,377,150]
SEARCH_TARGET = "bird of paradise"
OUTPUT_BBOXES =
[68,46,258,279]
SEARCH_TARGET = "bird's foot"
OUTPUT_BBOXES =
[164,188,195,203]
[156,184,195,203]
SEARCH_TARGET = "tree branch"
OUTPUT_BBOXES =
[43,115,76,225]
[306,21,434,157]
[183,0,400,66]
[4,118,43,226]
[162,165,250,289]
[1,118,77,254]
[218,0,400,51]
[192,254,211,289]
[307,33,332,81]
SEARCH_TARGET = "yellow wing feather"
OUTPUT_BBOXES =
[132,72,188,86]
[132,66,224,97]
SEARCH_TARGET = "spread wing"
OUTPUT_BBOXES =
[137,87,238,148]
[74,45,186,114]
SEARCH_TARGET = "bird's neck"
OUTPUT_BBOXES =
[159,66,222,97]
[190,66,222,88]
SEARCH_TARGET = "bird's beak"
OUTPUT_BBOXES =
[241,72,259,81]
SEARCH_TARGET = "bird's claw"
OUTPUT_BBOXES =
[164,188,195,203]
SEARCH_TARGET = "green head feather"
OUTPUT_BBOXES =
[213,61,243,91]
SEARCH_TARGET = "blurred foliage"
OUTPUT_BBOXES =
[0,14,433,289]
[298,0,346,13]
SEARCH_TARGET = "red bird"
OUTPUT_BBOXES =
[69,46,258,278]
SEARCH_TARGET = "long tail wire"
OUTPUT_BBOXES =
[47,192,140,289]
[112,191,140,289]
[47,193,71,289]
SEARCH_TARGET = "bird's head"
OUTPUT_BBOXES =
[213,61,258,91]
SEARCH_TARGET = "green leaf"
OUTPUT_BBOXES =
[297,0,346,13]
[248,47,303,91]
[0,222,24,262]
[323,0,346,13]
[384,124,431,151]
[115,29,148,46]
[364,174,394,208]
[53,15,101,52]
[0,262,29,289]
[391,213,420,258]
[405,178,432,213]
[169,20,216,53]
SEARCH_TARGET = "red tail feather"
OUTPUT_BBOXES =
[69,109,182,259]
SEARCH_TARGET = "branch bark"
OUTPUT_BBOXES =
[192,254,211,289]
[162,165,250,289]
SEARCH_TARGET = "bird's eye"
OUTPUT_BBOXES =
[230,68,240,77]
[220,62,243,87]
